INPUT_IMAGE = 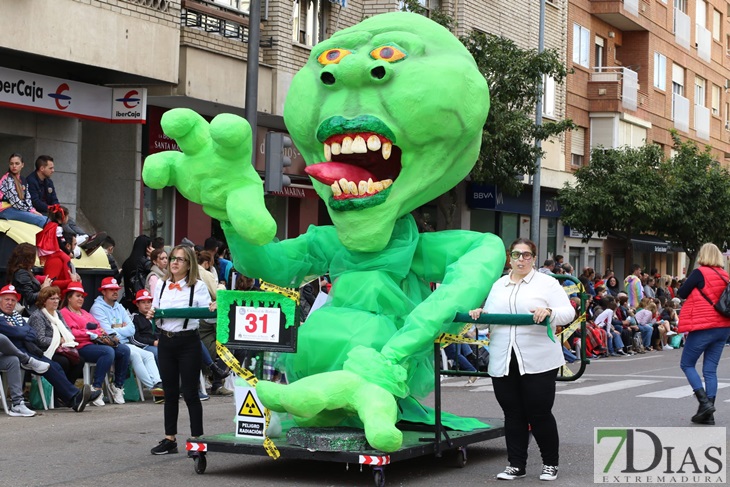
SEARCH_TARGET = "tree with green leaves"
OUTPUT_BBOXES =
[462,32,574,196]
[557,144,665,275]
[654,133,730,270]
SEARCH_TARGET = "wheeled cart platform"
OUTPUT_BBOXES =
[186,418,504,486]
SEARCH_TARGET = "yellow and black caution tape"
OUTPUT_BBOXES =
[435,332,490,348]
[216,341,280,460]
[259,281,300,305]
[556,313,585,342]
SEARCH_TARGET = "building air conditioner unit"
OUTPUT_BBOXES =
[725,79,730,90]
[725,120,730,131]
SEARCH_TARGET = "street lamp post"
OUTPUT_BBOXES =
[531,0,546,245]
[245,0,262,166]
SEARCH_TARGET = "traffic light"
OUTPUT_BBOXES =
[264,132,292,192]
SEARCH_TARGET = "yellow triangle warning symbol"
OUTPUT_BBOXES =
[238,390,264,418]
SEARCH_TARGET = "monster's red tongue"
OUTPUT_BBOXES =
[305,163,376,185]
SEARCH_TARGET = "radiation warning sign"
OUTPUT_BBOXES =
[235,386,266,439]
[238,390,264,418]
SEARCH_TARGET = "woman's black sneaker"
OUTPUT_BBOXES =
[497,466,526,480]
[151,438,178,455]
[540,465,559,481]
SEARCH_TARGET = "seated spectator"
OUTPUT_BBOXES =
[0,154,47,228]
[28,286,85,385]
[0,332,51,417]
[145,248,168,297]
[35,206,81,291]
[594,296,626,356]
[101,236,122,282]
[606,276,620,297]
[7,243,51,316]
[129,289,158,362]
[60,282,131,406]
[0,284,97,411]
[635,302,658,351]
[196,250,219,299]
[538,259,555,275]
[615,293,641,354]
[26,155,59,216]
[121,235,153,312]
[90,277,163,395]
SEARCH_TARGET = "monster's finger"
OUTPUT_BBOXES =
[226,185,277,246]
[258,372,359,418]
[353,381,402,452]
[210,113,252,162]
[142,151,179,189]
[160,108,211,156]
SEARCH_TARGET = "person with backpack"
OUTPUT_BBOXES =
[676,243,730,426]
[121,235,153,311]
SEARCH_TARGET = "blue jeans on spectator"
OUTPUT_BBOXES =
[79,343,131,388]
[637,324,653,349]
[680,327,730,397]
[0,207,47,227]
[445,343,476,372]
[606,329,624,354]
[36,356,80,403]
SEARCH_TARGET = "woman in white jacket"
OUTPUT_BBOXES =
[469,238,574,482]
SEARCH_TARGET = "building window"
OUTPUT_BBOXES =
[293,0,322,46]
[571,127,585,167]
[211,0,250,12]
[675,0,687,14]
[573,23,590,68]
[543,75,555,117]
[725,102,730,130]
[595,36,605,68]
[653,52,667,90]
[712,84,721,115]
[398,0,441,17]
[671,63,685,119]
[695,76,706,107]
[713,9,722,41]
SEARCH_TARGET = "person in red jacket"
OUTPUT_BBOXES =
[35,206,80,291]
[677,242,730,425]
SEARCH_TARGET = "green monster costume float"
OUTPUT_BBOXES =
[143,12,505,453]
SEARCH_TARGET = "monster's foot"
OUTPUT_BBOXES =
[256,371,402,452]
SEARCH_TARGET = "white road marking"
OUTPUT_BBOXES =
[639,382,730,399]
[556,379,660,396]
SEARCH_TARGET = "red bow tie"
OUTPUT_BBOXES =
[169,282,182,291]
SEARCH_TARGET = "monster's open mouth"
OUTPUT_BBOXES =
[306,131,402,208]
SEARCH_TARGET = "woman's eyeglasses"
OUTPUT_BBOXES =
[169,256,188,263]
[510,251,534,260]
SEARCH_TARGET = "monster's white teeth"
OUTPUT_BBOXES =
[382,142,392,160]
[352,136,367,153]
[367,135,381,151]
[331,178,393,198]
[331,142,341,156]
[324,143,332,162]
[341,137,353,154]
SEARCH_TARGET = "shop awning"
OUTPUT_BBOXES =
[610,233,669,253]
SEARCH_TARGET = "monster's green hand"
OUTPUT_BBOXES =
[257,370,403,452]
[142,108,276,245]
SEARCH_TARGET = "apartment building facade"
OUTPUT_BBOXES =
[566,0,730,277]
[0,0,572,258]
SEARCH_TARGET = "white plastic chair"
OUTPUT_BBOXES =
[83,362,144,403]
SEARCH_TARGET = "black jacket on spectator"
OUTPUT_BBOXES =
[130,313,158,347]
[11,268,41,315]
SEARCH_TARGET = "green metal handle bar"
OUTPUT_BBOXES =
[453,312,555,342]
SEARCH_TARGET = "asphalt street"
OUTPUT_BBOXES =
[2,348,729,487]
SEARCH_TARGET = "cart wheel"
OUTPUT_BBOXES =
[194,454,207,474]
[455,447,467,468]
[372,467,385,487]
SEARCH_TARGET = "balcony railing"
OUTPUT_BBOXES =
[181,0,252,43]
[695,105,710,141]
[590,67,638,111]
[673,93,690,133]
[696,24,711,62]
[675,8,690,50]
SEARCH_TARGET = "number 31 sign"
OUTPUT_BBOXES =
[234,307,281,343]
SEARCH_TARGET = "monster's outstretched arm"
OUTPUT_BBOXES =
[379,231,506,364]
[220,221,337,288]
[142,109,276,246]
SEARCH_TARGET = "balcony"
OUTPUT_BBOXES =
[695,105,710,140]
[673,93,690,133]
[696,24,711,62]
[181,0,254,43]
[591,0,650,31]
[675,8,690,50]
[588,67,639,112]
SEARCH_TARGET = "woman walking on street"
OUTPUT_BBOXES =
[150,245,214,455]
[676,243,730,425]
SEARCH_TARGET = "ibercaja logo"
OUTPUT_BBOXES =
[594,427,726,483]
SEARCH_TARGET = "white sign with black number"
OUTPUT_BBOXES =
[234,307,281,343]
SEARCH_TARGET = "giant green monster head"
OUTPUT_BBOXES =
[284,12,489,252]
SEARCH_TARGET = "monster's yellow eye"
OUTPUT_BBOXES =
[317,49,351,65]
[370,46,407,63]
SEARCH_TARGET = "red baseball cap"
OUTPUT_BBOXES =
[133,289,153,303]
[99,277,121,291]
[0,284,21,301]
